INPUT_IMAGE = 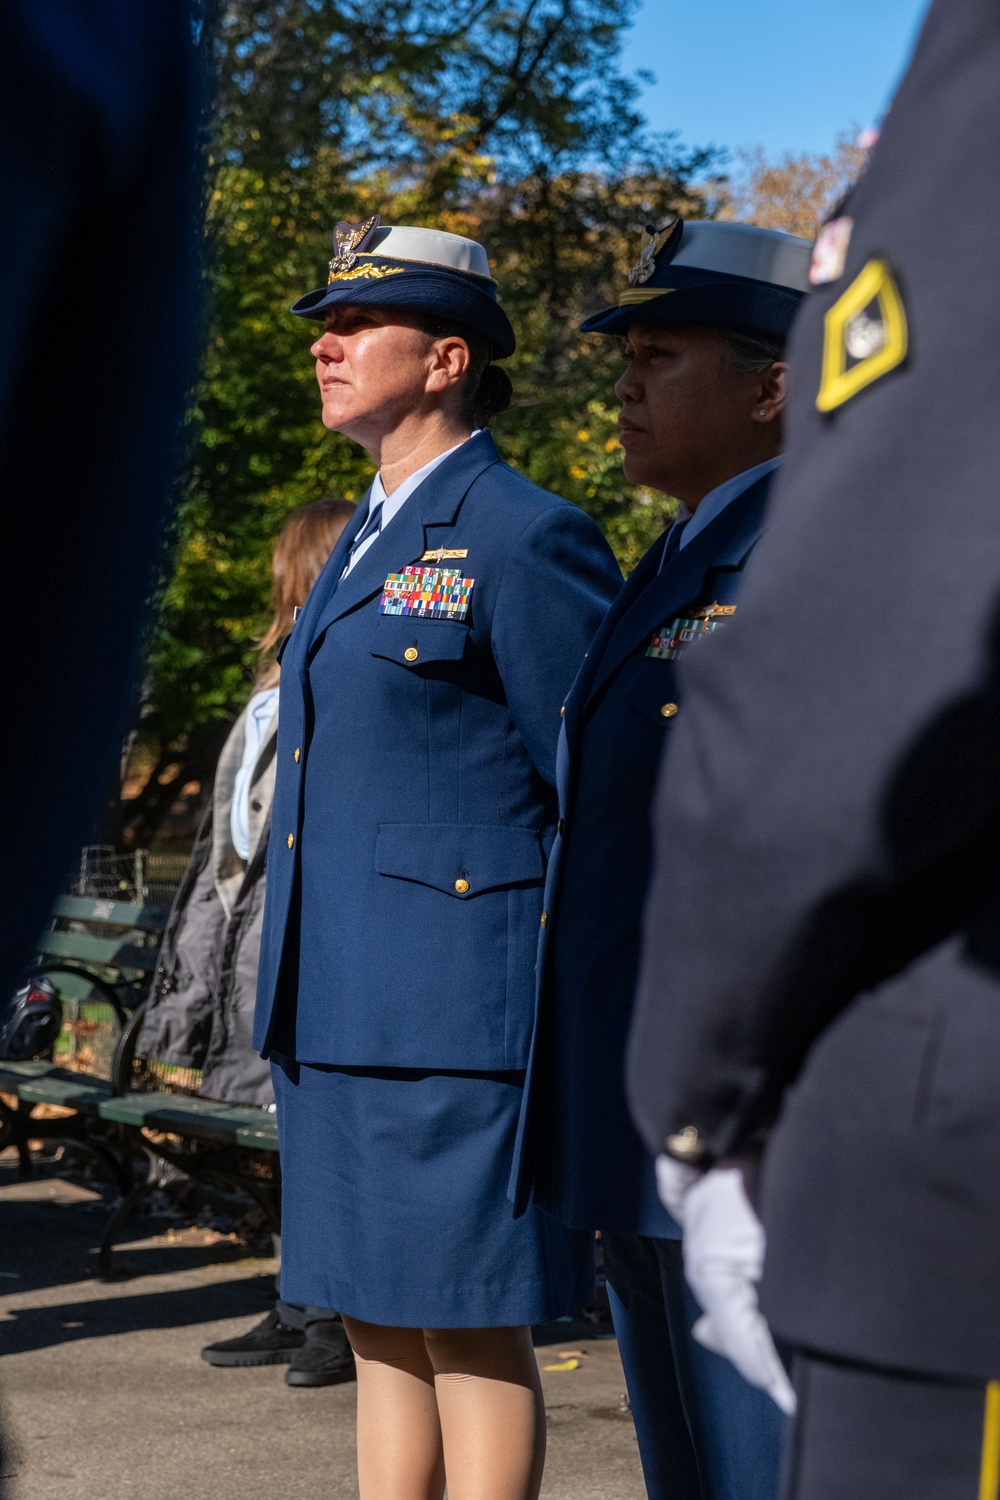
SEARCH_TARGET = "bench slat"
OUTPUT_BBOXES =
[17,1077,113,1110]
[36,931,158,972]
[51,896,169,932]
[234,1123,279,1152]
[0,1061,113,1105]
[0,1059,62,1088]
[51,972,100,1001]
[98,1093,275,1146]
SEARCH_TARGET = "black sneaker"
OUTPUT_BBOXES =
[284,1320,357,1387]
[201,1309,306,1368]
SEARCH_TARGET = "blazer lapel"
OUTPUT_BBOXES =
[563,530,668,741]
[306,430,503,646]
[584,472,773,711]
[286,490,371,659]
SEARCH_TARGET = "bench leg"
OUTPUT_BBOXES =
[13,1100,35,1177]
[98,1179,154,1279]
[237,1178,282,1241]
[0,1095,31,1177]
[98,1146,185,1279]
[71,1134,134,1198]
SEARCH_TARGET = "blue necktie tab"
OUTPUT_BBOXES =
[343,500,384,575]
[658,516,689,573]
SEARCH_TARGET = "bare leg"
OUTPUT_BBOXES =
[424,1325,546,1500]
[342,1316,446,1500]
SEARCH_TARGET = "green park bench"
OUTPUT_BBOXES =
[0,893,279,1276]
[0,894,166,1189]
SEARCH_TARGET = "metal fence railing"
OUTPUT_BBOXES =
[71,846,188,911]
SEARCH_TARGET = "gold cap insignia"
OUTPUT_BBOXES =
[328,213,381,278]
[628,219,683,287]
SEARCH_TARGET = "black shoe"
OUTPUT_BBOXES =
[201,1309,306,1368]
[284,1322,357,1387]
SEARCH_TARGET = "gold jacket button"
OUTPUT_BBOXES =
[286,834,295,849]
[560,705,566,717]
[557,818,565,835]
[660,702,678,719]
[454,878,470,894]
[405,646,419,662]
[293,747,301,763]
[540,910,548,929]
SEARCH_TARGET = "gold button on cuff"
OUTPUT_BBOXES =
[660,702,679,719]
[665,1125,706,1162]
[540,910,548,929]
[293,747,301,763]
[454,878,470,894]
[286,834,295,849]
[404,647,419,662]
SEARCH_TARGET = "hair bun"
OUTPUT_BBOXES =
[474,364,513,425]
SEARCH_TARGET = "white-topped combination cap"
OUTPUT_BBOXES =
[668,221,813,293]
[365,226,494,279]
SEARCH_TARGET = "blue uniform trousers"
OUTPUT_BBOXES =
[603,1232,785,1500]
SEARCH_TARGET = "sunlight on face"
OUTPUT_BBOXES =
[614,324,768,499]
[309,305,438,443]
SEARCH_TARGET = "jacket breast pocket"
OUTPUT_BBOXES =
[625,667,681,727]
[370,615,470,670]
[376,823,545,898]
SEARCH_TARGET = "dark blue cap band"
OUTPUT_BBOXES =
[291,261,516,358]
[581,263,805,342]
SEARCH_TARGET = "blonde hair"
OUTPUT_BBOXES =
[256,498,356,684]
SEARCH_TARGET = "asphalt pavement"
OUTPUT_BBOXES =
[0,1151,644,1500]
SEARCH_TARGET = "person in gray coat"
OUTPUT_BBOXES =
[141,497,356,1384]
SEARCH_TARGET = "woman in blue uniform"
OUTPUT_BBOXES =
[512,218,812,1499]
[253,216,622,1499]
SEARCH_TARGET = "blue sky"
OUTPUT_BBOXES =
[621,0,931,158]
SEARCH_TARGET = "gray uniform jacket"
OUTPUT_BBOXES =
[141,705,277,1104]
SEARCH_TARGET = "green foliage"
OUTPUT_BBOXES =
[124,0,714,843]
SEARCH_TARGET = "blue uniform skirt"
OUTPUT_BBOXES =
[272,1059,594,1328]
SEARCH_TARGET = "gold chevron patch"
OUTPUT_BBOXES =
[817,258,908,413]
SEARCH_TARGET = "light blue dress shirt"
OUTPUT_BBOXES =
[230,687,279,860]
[662,456,783,567]
[344,429,483,576]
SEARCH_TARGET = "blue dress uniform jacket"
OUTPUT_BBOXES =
[512,471,773,1231]
[253,430,622,1071]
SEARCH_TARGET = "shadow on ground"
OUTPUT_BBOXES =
[1,1275,274,1357]
[1,1149,644,1500]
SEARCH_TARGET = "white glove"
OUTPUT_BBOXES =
[655,1156,796,1415]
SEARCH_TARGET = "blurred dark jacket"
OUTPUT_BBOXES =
[628,0,1000,1382]
[0,1,201,991]
[0,7,201,1490]
[143,710,277,1105]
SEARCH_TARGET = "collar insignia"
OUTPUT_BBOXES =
[329,213,381,277]
[628,219,682,287]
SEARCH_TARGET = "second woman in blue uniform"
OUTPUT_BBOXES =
[253,217,622,1500]
[513,217,813,1499]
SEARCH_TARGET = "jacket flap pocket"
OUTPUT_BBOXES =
[376,823,545,898]
[371,616,469,667]
[626,670,681,727]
